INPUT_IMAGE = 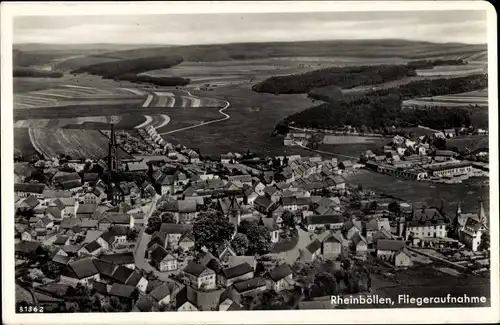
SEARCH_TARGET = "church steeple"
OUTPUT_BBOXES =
[478,198,487,224]
[456,203,462,217]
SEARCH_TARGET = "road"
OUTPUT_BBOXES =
[133,195,179,283]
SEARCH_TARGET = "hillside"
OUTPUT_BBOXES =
[284,74,488,131]
[45,39,487,71]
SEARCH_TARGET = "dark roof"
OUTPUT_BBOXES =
[222,263,253,279]
[61,244,81,254]
[64,258,99,279]
[134,294,156,312]
[150,245,169,263]
[15,240,41,254]
[377,240,405,251]
[24,195,40,209]
[52,254,71,265]
[269,263,293,282]
[427,162,471,172]
[83,240,101,253]
[306,239,322,253]
[227,301,244,311]
[183,261,210,277]
[82,173,99,182]
[60,180,82,190]
[14,183,45,194]
[77,204,98,215]
[91,281,108,295]
[254,196,273,209]
[37,282,72,298]
[111,265,134,284]
[99,252,134,265]
[53,172,80,183]
[125,271,143,287]
[233,277,266,293]
[352,233,367,246]
[159,223,193,234]
[148,232,168,248]
[93,259,117,277]
[434,150,454,156]
[150,284,171,301]
[306,214,344,225]
[176,286,196,309]
[45,206,62,218]
[109,225,128,236]
[100,212,130,224]
[109,283,136,298]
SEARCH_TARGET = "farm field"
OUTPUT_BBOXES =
[29,128,132,160]
[416,63,487,77]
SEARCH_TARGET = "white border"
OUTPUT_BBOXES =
[1,1,498,324]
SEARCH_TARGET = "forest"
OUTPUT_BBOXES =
[284,74,487,131]
[252,65,417,94]
[406,59,467,70]
[13,68,63,78]
[71,55,184,78]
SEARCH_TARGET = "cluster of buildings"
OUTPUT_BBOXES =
[14,125,490,312]
[363,135,475,181]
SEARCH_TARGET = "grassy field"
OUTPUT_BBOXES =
[322,135,382,144]
[416,63,486,77]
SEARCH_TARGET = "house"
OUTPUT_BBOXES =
[322,232,343,259]
[178,232,195,252]
[76,203,98,219]
[351,233,368,255]
[82,172,99,185]
[254,196,274,214]
[254,182,266,196]
[21,230,35,242]
[55,198,77,218]
[261,218,280,243]
[182,262,216,290]
[226,256,257,272]
[15,241,41,260]
[17,195,40,211]
[57,180,83,192]
[99,252,135,269]
[218,263,254,287]
[263,186,281,203]
[305,214,344,232]
[177,200,199,223]
[376,240,413,267]
[151,246,178,272]
[45,206,62,220]
[158,223,194,249]
[443,129,456,138]
[227,174,252,187]
[339,160,353,173]
[150,284,172,306]
[78,240,102,256]
[270,263,294,293]
[300,239,322,262]
[53,235,71,246]
[52,254,71,266]
[100,226,128,250]
[108,283,136,302]
[176,286,199,311]
[118,268,148,293]
[427,162,472,178]
[98,212,133,230]
[331,175,346,190]
[405,207,447,240]
[14,183,46,198]
[60,258,100,287]
[343,219,361,240]
[232,277,267,296]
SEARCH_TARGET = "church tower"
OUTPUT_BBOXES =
[107,117,120,172]
[478,198,487,225]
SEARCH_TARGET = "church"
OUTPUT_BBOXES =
[455,200,488,252]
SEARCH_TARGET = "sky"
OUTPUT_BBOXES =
[14,11,488,45]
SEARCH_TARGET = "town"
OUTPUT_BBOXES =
[14,123,490,312]
[284,125,489,184]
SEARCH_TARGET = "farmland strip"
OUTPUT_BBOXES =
[135,115,153,129]
[142,94,154,107]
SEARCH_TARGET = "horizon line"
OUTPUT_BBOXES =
[13,38,488,47]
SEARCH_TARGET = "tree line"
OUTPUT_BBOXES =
[284,74,486,130]
[252,65,417,94]
[13,68,63,78]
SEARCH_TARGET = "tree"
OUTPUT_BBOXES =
[281,211,296,229]
[388,201,401,215]
[127,228,139,242]
[193,211,234,249]
[478,232,490,252]
[239,220,271,255]
[161,212,176,223]
[231,233,249,255]
[145,216,162,235]
[41,261,62,278]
